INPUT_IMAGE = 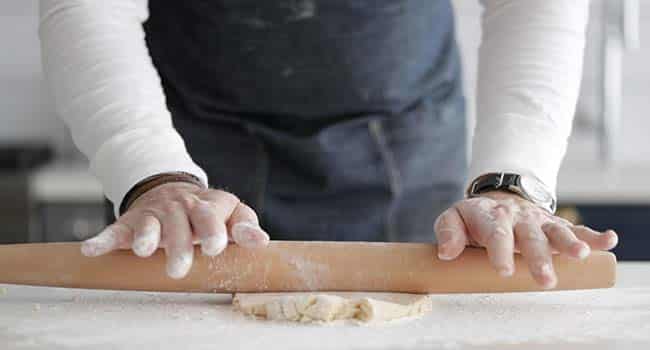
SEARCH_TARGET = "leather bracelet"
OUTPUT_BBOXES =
[119,172,205,216]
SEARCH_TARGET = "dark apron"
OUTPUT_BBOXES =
[143,0,467,242]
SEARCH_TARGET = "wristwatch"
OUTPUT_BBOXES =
[466,173,557,214]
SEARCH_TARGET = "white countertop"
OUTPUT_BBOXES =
[1,262,649,350]
[557,163,650,205]
[28,160,650,205]
[29,162,104,202]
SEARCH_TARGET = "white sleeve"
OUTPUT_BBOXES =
[470,0,590,194]
[38,0,208,216]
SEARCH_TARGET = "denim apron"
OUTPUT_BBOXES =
[143,0,467,242]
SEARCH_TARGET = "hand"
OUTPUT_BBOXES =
[434,191,618,289]
[81,183,269,279]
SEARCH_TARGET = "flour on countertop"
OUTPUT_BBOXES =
[1,284,649,350]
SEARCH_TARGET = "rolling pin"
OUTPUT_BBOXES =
[0,242,615,293]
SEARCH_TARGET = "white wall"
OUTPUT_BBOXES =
[452,0,650,169]
[566,0,650,166]
[0,0,65,150]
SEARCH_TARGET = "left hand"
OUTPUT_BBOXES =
[434,191,618,289]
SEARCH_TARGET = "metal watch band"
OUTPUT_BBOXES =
[468,173,518,197]
[467,173,556,214]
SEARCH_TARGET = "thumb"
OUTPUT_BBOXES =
[434,206,469,260]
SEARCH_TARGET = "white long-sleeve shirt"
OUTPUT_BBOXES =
[39,0,588,215]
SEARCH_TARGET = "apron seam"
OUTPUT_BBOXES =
[368,119,403,241]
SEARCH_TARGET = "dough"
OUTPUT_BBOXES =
[233,292,432,323]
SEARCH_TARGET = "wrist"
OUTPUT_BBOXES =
[466,172,557,214]
[119,172,206,215]
[473,190,528,205]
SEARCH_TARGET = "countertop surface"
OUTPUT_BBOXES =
[557,164,650,204]
[1,262,649,350]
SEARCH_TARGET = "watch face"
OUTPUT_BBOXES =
[519,175,552,203]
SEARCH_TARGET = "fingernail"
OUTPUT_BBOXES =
[574,243,590,259]
[437,243,453,260]
[538,263,557,289]
[498,265,514,277]
[605,230,619,247]
[132,230,158,257]
[232,222,269,249]
[436,228,456,260]
[167,251,193,280]
[81,229,116,257]
[80,242,99,257]
[539,264,555,288]
[201,234,227,256]
[541,278,557,290]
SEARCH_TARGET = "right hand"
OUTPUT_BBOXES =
[81,182,269,279]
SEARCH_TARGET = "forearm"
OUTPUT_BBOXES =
[470,0,590,193]
[39,0,207,215]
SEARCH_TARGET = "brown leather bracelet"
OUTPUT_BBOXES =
[119,172,205,216]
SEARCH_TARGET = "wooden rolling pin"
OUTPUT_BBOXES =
[0,242,616,293]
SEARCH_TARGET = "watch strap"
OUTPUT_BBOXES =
[467,172,556,214]
[119,172,206,215]
[467,173,520,197]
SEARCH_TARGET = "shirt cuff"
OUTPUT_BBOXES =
[89,128,209,218]
[468,113,568,196]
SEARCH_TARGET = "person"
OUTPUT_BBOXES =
[39,0,618,288]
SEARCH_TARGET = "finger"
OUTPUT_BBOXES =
[542,222,590,259]
[81,220,133,257]
[458,199,515,277]
[434,207,469,260]
[188,200,228,256]
[161,203,194,279]
[485,223,516,277]
[227,202,269,249]
[202,190,269,248]
[131,215,161,257]
[515,222,557,289]
[572,225,619,251]
[197,189,241,207]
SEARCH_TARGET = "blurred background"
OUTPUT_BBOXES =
[1,1,647,260]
